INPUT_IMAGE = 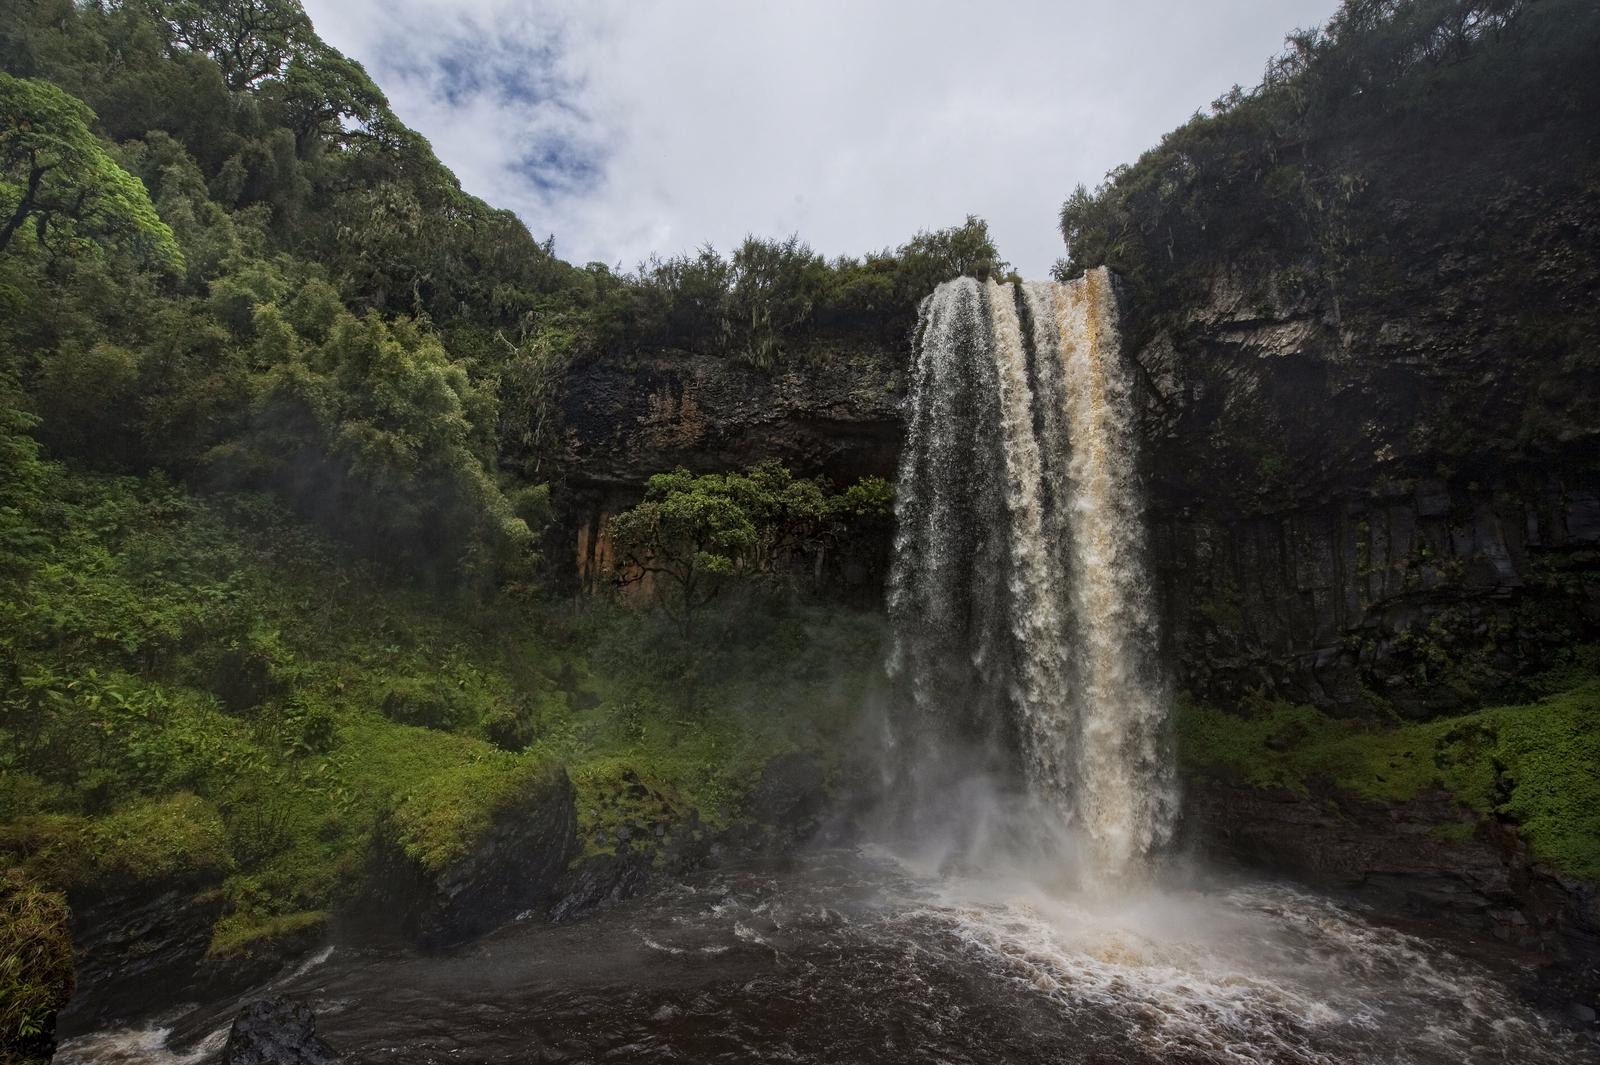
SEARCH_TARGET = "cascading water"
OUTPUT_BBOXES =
[887,267,1177,876]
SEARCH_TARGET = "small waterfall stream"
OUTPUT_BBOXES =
[888,268,1177,875]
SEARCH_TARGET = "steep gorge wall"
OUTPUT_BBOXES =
[555,230,1600,718]
[1133,180,1600,715]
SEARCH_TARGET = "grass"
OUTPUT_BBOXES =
[0,869,73,1065]
[1178,661,1600,880]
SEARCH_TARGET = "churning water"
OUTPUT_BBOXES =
[887,269,1174,876]
[57,852,1590,1065]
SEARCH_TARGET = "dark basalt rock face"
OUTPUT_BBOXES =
[362,766,580,950]
[1152,472,1600,716]
[557,343,904,595]
[560,344,904,488]
[1128,183,1600,715]
[224,997,338,1065]
[58,879,330,1034]
[58,882,224,1029]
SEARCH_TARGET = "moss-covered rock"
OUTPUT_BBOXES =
[365,760,578,949]
[1178,676,1600,880]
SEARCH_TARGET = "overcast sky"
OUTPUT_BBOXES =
[300,0,1336,278]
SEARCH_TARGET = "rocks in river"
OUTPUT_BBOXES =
[223,997,338,1065]
[746,751,828,845]
[59,882,225,1029]
[549,751,836,924]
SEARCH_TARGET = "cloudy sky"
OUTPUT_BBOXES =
[300,0,1336,278]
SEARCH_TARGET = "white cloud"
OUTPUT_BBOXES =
[300,0,1337,277]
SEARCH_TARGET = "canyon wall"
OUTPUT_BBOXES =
[555,233,1600,717]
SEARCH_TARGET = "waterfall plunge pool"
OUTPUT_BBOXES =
[58,847,1592,1065]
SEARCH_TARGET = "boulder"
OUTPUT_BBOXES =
[223,997,337,1065]
[362,765,579,949]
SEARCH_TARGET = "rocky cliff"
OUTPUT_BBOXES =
[557,341,905,591]
[1133,183,1600,716]
[555,242,1600,717]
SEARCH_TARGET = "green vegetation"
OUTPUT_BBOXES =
[0,73,181,269]
[1178,655,1600,878]
[608,463,892,634]
[0,869,71,1065]
[0,3,915,991]
[1056,0,1597,302]
[565,599,885,855]
[0,436,881,951]
[587,219,1008,366]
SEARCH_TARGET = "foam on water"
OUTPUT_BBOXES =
[865,855,1584,1065]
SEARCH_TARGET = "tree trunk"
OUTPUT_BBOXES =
[0,162,43,255]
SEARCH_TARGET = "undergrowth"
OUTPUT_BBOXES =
[0,453,881,954]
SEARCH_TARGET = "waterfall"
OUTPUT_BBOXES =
[887,267,1176,877]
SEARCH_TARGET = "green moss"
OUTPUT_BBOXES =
[1179,675,1600,879]
[389,753,562,874]
[571,758,696,857]
[83,794,234,886]
[1429,821,1477,845]
[207,909,327,958]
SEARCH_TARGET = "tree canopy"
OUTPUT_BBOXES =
[0,72,181,270]
[608,464,891,632]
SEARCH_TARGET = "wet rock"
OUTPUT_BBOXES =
[58,883,224,1030]
[747,751,828,845]
[550,752,838,922]
[360,766,579,950]
[1182,776,1600,1013]
[223,997,338,1065]
[194,915,329,996]
[549,850,658,923]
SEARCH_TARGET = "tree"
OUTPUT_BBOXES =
[273,42,394,153]
[895,215,1005,297]
[0,73,182,270]
[215,307,536,586]
[153,0,313,91]
[608,463,888,634]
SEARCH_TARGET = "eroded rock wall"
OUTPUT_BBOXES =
[557,343,905,595]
